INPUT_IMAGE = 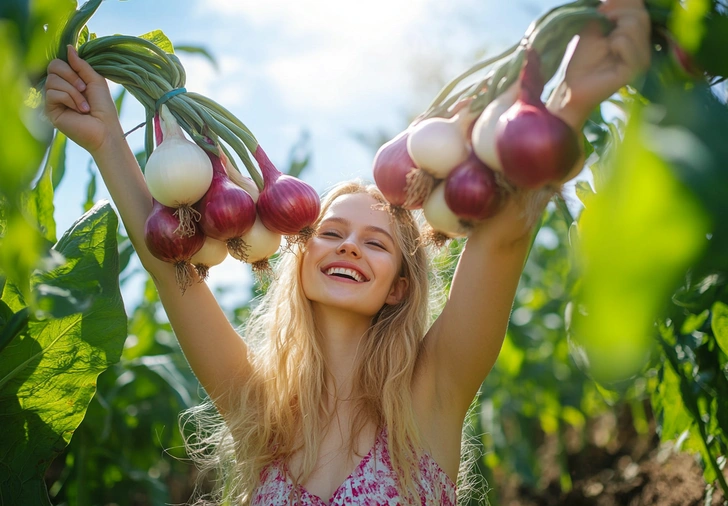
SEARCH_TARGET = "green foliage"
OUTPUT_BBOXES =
[0,202,127,505]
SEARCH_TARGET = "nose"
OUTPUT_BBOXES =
[337,235,361,257]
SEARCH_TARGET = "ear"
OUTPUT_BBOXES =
[385,276,409,305]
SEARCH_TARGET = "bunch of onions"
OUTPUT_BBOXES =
[253,145,321,242]
[190,237,229,280]
[145,199,205,293]
[195,148,256,261]
[444,152,501,224]
[372,131,425,212]
[473,49,581,189]
[145,105,213,236]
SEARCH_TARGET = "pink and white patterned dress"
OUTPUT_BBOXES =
[251,429,456,505]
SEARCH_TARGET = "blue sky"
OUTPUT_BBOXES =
[54,0,568,311]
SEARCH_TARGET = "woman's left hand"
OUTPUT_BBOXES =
[547,0,652,130]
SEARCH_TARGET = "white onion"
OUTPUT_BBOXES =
[190,236,229,268]
[407,115,469,179]
[145,105,213,208]
[422,183,467,238]
[471,83,520,172]
[241,216,282,264]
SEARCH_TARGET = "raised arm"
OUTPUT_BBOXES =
[44,47,252,414]
[423,0,652,415]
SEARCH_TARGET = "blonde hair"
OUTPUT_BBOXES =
[182,180,483,505]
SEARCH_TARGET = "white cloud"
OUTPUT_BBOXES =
[178,53,252,108]
[195,0,437,114]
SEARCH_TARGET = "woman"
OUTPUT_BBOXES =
[44,0,651,503]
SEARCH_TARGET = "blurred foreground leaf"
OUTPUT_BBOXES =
[570,105,711,383]
[0,202,127,505]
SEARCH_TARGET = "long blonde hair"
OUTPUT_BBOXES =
[183,180,466,505]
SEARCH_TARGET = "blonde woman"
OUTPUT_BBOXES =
[44,0,650,503]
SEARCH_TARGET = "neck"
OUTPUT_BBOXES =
[312,305,373,401]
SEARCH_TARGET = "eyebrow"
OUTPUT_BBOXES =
[320,217,395,244]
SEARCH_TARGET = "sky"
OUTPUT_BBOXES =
[54,0,571,311]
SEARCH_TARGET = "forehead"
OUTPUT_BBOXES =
[321,193,392,231]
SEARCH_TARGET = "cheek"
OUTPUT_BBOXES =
[300,252,316,298]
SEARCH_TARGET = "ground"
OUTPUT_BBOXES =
[494,405,726,506]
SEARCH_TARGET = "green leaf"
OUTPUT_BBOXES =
[174,44,218,70]
[113,86,127,115]
[0,306,29,355]
[574,180,595,208]
[84,163,97,213]
[0,201,127,504]
[712,301,728,356]
[0,211,45,305]
[0,29,50,200]
[48,130,68,190]
[139,29,174,54]
[25,147,57,244]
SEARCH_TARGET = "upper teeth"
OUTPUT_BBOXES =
[325,267,364,282]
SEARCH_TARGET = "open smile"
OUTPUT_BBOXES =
[322,265,369,283]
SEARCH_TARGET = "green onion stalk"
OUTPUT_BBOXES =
[39,0,265,191]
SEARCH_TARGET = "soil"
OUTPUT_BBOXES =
[494,404,727,506]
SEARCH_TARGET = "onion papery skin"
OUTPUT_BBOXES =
[471,83,520,172]
[254,145,321,238]
[144,199,205,293]
[495,50,580,189]
[423,183,468,239]
[407,115,469,179]
[196,151,256,261]
[444,153,501,222]
[191,236,229,280]
[145,105,213,209]
[372,131,423,209]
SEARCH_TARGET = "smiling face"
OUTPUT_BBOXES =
[301,192,408,318]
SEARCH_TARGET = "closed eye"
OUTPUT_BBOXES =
[319,230,342,238]
[367,241,386,250]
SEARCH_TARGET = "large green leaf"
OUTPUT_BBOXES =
[0,201,127,505]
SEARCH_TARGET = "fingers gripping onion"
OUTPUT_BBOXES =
[145,105,213,236]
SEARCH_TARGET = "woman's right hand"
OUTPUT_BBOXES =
[44,45,124,156]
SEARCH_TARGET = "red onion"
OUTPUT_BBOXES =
[195,150,256,261]
[145,199,205,293]
[495,49,580,189]
[372,131,426,210]
[444,152,501,222]
[253,145,321,240]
